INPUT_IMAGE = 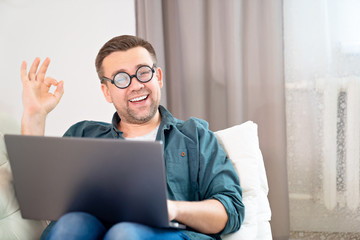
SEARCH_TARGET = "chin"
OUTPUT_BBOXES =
[128,109,157,123]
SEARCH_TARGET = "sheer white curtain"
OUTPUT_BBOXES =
[284,0,360,238]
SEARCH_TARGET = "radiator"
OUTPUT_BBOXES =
[318,77,360,211]
[287,77,360,211]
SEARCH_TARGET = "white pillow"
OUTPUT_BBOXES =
[215,121,272,240]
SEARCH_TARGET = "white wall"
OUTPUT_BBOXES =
[0,0,135,136]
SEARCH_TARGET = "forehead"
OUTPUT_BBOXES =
[102,47,153,74]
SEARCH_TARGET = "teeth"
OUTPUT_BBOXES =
[130,95,147,102]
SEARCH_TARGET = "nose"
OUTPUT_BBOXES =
[128,75,144,90]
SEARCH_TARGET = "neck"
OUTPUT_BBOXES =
[118,110,161,138]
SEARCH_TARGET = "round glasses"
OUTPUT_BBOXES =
[102,65,156,89]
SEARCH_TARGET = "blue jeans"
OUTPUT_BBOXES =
[41,212,190,240]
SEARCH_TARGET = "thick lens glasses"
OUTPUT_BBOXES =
[102,65,156,89]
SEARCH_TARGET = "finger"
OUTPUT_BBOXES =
[44,76,58,88]
[44,77,64,94]
[36,57,51,82]
[20,61,28,82]
[28,57,40,81]
[53,80,64,102]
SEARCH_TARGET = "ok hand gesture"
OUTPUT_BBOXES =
[21,57,64,135]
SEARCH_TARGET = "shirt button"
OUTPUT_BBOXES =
[181,152,186,157]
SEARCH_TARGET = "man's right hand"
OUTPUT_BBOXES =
[21,57,64,135]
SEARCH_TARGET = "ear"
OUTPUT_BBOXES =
[155,67,163,88]
[101,83,113,103]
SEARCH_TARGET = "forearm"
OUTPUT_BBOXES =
[170,199,228,234]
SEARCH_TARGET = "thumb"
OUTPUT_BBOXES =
[53,80,64,102]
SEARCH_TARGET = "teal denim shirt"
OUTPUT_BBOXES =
[63,106,244,240]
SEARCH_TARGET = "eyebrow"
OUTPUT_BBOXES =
[110,63,151,77]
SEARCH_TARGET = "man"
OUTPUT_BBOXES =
[21,35,244,240]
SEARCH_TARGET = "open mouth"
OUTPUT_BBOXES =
[129,95,149,103]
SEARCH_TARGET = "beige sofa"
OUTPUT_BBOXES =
[0,114,47,239]
[0,114,271,240]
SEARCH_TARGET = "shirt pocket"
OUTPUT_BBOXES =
[165,148,192,198]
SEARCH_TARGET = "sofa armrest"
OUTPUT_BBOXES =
[0,114,47,240]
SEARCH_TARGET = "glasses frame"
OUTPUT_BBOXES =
[102,64,156,89]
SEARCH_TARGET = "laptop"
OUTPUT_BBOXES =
[4,134,186,229]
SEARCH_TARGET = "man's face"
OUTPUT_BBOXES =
[101,47,163,124]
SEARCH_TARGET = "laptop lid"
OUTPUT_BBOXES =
[4,134,180,229]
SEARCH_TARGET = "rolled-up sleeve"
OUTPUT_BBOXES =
[197,121,245,234]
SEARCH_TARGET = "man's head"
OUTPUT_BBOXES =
[95,35,157,81]
[97,35,163,126]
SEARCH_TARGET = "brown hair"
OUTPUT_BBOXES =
[95,35,157,80]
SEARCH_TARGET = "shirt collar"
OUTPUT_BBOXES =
[111,112,123,138]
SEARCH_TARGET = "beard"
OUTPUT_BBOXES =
[125,100,159,124]
[115,88,160,125]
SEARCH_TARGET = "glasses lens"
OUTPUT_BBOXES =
[114,73,130,88]
[137,66,153,82]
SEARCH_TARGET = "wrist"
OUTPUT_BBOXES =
[168,200,179,221]
[21,112,47,135]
